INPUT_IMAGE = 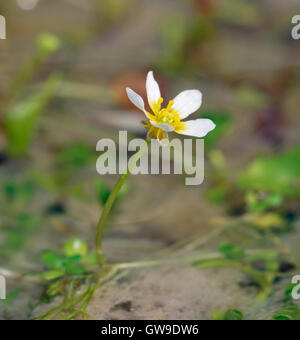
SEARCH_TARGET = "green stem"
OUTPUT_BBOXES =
[96,140,149,266]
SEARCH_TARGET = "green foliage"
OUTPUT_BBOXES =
[273,306,300,320]
[2,178,37,202]
[0,289,20,308]
[7,33,60,101]
[245,192,283,213]
[95,179,111,206]
[41,239,98,281]
[284,283,299,302]
[17,213,42,233]
[224,309,244,320]
[200,111,232,150]
[36,33,61,55]
[212,309,243,320]
[219,243,245,260]
[95,178,129,206]
[63,239,88,258]
[193,246,285,302]
[41,252,65,270]
[187,16,215,44]
[59,143,94,168]
[42,270,65,281]
[246,251,278,264]
[239,148,300,199]
[244,212,289,231]
[5,230,24,251]
[205,185,229,204]
[5,75,61,156]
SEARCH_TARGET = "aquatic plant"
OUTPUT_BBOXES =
[96,71,216,265]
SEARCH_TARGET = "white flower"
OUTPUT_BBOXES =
[126,71,216,145]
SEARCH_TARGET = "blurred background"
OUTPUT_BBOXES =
[0,0,300,320]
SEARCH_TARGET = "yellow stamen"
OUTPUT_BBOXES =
[150,97,164,115]
[166,100,174,111]
[143,97,186,142]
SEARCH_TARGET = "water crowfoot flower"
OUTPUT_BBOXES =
[95,72,216,267]
[126,71,216,145]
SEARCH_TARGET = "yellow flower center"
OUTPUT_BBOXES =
[146,97,186,140]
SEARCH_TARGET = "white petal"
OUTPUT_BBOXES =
[178,119,216,137]
[172,90,202,119]
[146,71,161,109]
[150,121,174,132]
[126,87,147,115]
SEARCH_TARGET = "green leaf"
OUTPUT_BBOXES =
[95,178,129,207]
[239,148,300,199]
[46,281,64,297]
[273,306,300,320]
[17,213,42,233]
[212,310,225,320]
[36,33,60,55]
[5,74,61,157]
[0,289,20,307]
[206,185,229,204]
[246,252,278,264]
[284,284,299,302]
[63,239,88,258]
[219,243,245,260]
[95,179,111,206]
[5,231,25,251]
[65,264,86,276]
[42,270,65,281]
[245,192,283,213]
[59,143,93,168]
[3,180,18,200]
[193,258,237,269]
[41,251,65,270]
[81,253,98,265]
[224,309,243,320]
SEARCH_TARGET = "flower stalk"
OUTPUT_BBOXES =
[96,140,149,266]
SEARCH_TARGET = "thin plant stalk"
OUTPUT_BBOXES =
[96,140,149,266]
